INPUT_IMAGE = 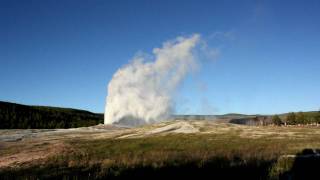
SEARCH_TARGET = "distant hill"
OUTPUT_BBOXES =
[1,101,318,128]
[0,101,103,129]
[225,111,320,126]
[173,114,252,121]
[278,111,319,119]
[174,111,319,126]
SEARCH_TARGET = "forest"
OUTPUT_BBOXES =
[0,101,103,129]
[273,111,320,126]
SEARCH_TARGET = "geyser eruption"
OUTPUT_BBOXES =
[105,34,201,125]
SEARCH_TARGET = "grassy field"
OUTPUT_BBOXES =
[1,121,320,179]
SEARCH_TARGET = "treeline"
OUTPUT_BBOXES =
[0,101,103,129]
[272,111,320,126]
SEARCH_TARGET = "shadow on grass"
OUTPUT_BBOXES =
[110,158,274,180]
[279,149,320,180]
[0,156,276,180]
[2,149,320,180]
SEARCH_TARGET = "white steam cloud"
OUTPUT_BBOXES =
[104,34,201,125]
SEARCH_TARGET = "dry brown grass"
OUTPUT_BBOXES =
[1,120,320,179]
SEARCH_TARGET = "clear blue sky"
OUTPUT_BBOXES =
[1,0,319,114]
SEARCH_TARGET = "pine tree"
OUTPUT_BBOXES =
[296,112,306,125]
[316,109,320,125]
[286,112,296,125]
[272,115,282,126]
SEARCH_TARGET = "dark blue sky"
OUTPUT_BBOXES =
[1,0,320,114]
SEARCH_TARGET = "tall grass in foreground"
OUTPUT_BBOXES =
[1,132,320,179]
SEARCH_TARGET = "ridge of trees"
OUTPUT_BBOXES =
[0,101,103,129]
[272,110,320,126]
[1,101,319,128]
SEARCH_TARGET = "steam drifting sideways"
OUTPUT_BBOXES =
[105,34,201,125]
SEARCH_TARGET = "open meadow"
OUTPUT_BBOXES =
[1,120,320,179]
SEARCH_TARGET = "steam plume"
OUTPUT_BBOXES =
[104,34,201,125]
